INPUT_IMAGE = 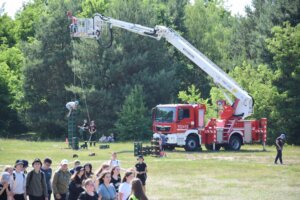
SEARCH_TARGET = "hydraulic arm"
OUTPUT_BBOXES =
[69,13,253,119]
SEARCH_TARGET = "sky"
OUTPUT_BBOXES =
[0,0,252,18]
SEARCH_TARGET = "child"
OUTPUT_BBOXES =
[0,172,11,200]
[135,155,147,192]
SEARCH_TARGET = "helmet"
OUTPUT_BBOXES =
[280,134,286,140]
[75,100,79,105]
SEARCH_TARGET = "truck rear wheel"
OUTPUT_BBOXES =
[227,135,242,151]
[184,135,199,151]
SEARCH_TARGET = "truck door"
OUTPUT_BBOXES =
[176,107,192,133]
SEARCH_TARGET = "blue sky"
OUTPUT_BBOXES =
[0,0,252,18]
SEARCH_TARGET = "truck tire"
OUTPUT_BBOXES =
[228,135,242,151]
[184,135,199,151]
[205,144,221,151]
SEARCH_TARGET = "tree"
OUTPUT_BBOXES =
[178,84,216,120]
[210,62,285,143]
[182,0,234,99]
[115,85,151,141]
[22,0,74,138]
[69,0,180,135]
[266,22,300,144]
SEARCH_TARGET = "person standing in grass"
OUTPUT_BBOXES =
[128,179,148,200]
[83,163,94,179]
[135,156,147,193]
[69,160,81,175]
[110,166,121,194]
[88,120,97,147]
[41,158,53,200]
[68,166,85,200]
[118,171,134,200]
[26,158,48,200]
[97,171,116,200]
[275,134,286,164]
[52,160,71,200]
[10,161,26,200]
[78,179,99,200]
[0,172,11,200]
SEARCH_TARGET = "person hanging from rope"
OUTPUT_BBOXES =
[88,120,97,147]
[66,100,79,118]
[78,119,89,147]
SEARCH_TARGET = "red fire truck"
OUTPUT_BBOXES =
[69,13,267,151]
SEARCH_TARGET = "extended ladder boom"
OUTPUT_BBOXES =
[71,13,253,119]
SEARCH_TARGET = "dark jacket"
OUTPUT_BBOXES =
[68,176,84,200]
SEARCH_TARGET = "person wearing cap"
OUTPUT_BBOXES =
[275,133,286,164]
[66,101,79,118]
[26,158,48,200]
[0,172,11,200]
[52,160,71,200]
[69,160,81,175]
[135,156,147,192]
[10,161,26,200]
[41,158,53,200]
[68,166,85,200]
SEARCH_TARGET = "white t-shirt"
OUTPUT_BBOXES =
[110,160,121,167]
[66,102,76,110]
[119,182,131,200]
[10,171,26,194]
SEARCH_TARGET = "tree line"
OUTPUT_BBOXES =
[0,0,299,144]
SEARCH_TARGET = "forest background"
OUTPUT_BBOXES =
[0,0,299,144]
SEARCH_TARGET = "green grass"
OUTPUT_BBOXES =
[1,139,300,200]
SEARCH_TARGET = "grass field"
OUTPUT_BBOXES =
[0,139,300,200]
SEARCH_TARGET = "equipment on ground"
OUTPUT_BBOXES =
[68,12,267,152]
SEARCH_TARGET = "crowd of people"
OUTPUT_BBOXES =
[0,153,148,200]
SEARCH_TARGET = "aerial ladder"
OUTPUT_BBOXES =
[68,12,267,151]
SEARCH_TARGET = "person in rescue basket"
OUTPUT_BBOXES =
[52,159,71,200]
[275,133,286,164]
[135,156,147,192]
[41,158,53,200]
[26,158,48,200]
[68,166,85,200]
[10,161,26,200]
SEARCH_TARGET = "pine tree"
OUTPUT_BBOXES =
[22,0,74,138]
[115,85,151,141]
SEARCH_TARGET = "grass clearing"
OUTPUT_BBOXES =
[0,139,300,199]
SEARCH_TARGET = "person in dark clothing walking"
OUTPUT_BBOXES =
[68,166,85,200]
[275,134,286,164]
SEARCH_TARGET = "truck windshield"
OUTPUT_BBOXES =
[154,107,176,123]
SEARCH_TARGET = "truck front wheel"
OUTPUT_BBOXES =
[184,135,199,151]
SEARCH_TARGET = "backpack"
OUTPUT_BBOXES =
[26,170,45,193]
